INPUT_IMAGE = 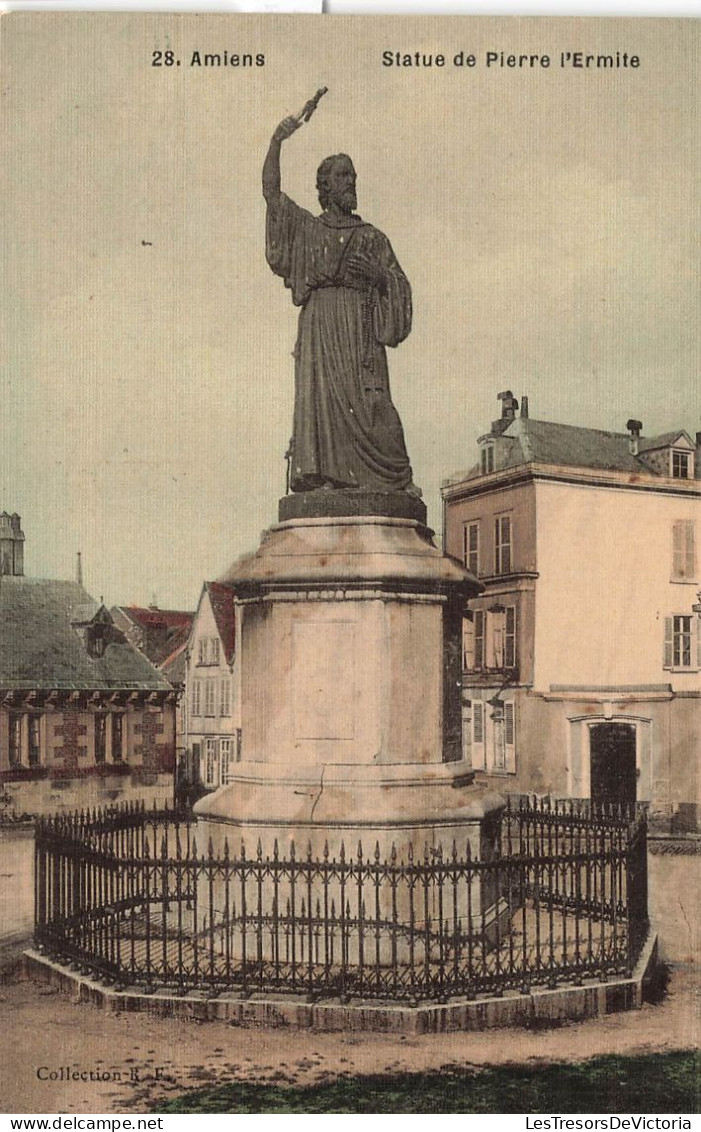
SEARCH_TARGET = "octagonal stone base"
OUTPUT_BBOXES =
[197,507,499,861]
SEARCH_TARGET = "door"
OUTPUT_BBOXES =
[589,723,637,810]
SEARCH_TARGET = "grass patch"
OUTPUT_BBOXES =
[154,1050,699,1114]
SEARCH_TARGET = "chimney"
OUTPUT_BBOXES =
[626,419,642,457]
[76,551,83,586]
[492,390,519,435]
[520,396,529,419]
[0,512,25,576]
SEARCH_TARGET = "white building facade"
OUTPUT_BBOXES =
[184,581,240,792]
[442,395,700,831]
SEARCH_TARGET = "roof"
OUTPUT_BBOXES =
[0,577,172,691]
[637,430,693,453]
[205,581,236,665]
[444,417,697,486]
[111,604,193,666]
[508,418,643,473]
[115,606,193,631]
[161,640,187,685]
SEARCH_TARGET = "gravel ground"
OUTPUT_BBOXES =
[0,962,697,1114]
[0,828,697,1115]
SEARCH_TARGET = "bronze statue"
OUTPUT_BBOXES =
[263,92,419,496]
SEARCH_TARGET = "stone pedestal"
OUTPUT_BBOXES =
[195,491,504,858]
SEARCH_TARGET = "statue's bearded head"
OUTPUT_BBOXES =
[316,154,357,213]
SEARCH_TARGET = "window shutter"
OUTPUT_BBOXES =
[686,522,696,579]
[663,618,674,668]
[473,702,484,745]
[462,618,475,670]
[505,702,515,747]
[672,521,694,579]
[672,522,684,577]
[474,610,485,670]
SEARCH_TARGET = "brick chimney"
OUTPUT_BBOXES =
[626,419,642,457]
[0,512,25,576]
[491,391,519,435]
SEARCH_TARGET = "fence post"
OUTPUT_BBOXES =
[626,812,649,972]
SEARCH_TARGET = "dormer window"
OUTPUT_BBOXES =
[480,444,495,475]
[72,604,117,659]
[86,621,109,658]
[671,449,692,479]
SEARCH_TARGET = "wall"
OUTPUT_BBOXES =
[0,772,173,818]
[444,478,537,578]
[0,700,176,817]
[468,691,699,829]
[533,478,700,693]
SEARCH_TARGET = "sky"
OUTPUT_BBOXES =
[1,13,698,609]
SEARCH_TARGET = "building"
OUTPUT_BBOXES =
[0,516,177,817]
[183,581,239,796]
[110,604,193,673]
[111,603,193,767]
[442,394,700,831]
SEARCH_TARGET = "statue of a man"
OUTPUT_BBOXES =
[263,107,418,496]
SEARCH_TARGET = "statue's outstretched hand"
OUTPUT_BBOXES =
[273,116,303,143]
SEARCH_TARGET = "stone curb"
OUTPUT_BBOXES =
[20,932,658,1034]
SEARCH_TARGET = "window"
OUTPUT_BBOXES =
[664,615,695,669]
[219,737,232,783]
[492,701,516,772]
[480,445,495,475]
[204,738,217,787]
[672,521,696,581]
[197,637,221,665]
[671,450,692,479]
[462,610,485,671]
[94,714,107,764]
[504,606,517,669]
[8,713,22,767]
[492,705,506,770]
[191,679,202,717]
[495,515,512,574]
[220,677,231,716]
[28,715,41,767]
[474,610,485,670]
[463,521,480,576]
[111,713,124,762]
[204,680,216,717]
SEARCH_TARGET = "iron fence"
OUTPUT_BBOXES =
[34,797,648,1003]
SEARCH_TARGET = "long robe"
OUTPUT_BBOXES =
[266,191,414,493]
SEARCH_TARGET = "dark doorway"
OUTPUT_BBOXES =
[589,723,637,810]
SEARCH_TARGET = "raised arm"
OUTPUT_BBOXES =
[262,117,302,203]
